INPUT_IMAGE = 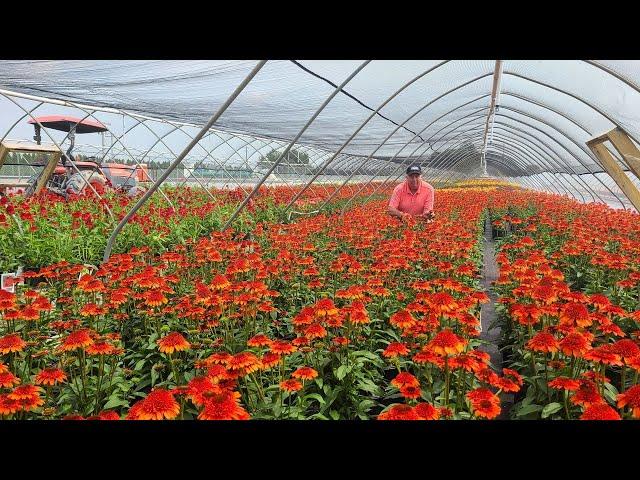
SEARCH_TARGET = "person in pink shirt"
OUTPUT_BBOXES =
[387,165,435,222]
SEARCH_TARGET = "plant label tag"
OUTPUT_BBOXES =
[1,272,24,293]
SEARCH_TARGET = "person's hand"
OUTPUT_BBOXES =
[401,212,411,221]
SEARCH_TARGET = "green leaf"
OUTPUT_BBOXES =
[515,404,544,417]
[329,410,340,420]
[103,396,128,409]
[541,402,563,419]
[335,365,348,381]
[303,393,325,406]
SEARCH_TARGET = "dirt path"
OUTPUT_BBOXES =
[479,215,514,418]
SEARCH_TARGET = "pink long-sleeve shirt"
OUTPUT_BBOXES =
[388,179,435,216]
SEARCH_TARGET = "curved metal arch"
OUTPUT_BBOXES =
[493,113,623,207]
[178,129,272,194]
[47,101,177,209]
[337,115,495,210]
[279,60,454,213]
[502,71,640,147]
[397,122,589,201]
[103,59,267,262]
[313,72,497,207]
[0,93,116,220]
[220,60,375,230]
[475,130,588,200]
[459,118,604,204]
[471,121,603,203]
[0,97,52,177]
[432,145,548,193]
[457,133,579,198]
[431,135,570,196]
[468,126,593,201]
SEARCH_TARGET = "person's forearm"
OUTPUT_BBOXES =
[388,207,405,219]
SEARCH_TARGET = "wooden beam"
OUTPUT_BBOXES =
[31,150,61,197]
[0,141,61,153]
[606,128,640,181]
[0,142,8,168]
[588,142,640,210]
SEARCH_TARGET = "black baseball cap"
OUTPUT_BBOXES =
[406,165,422,175]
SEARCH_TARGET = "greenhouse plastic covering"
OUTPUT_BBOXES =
[2,59,640,213]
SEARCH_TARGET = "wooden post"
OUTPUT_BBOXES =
[606,127,640,181]
[0,141,62,196]
[587,140,640,211]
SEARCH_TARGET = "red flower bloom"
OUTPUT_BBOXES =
[35,368,67,386]
[580,403,621,420]
[0,371,21,388]
[400,385,422,399]
[617,385,640,418]
[428,329,467,356]
[157,332,191,354]
[558,332,591,357]
[548,377,580,391]
[391,372,420,389]
[414,402,440,420]
[0,334,26,354]
[126,389,180,420]
[58,329,94,352]
[526,332,559,354]
[198,390,250,420]
[389,309,416,330]
[291,367,318,380]
[378,404,421,420]
[280,379,303,392]
[382,342,410,358]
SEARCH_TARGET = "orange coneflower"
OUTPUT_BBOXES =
[377,404,420,420]
[86,341,117,356]
[0,371,21,388]
[548,376,580,391]
[0,334,26,354]
[280,378,303,392]
[389,309,416,330]
[227,352,261,374]
[0,394,20,416]
[526,332,559,354]
[314,298,339,318]
[400,385,422,399]
[570,380,603,407]
[270,340,297,356]
[428,329,467,356]
[157,332,191,354]
[247,334,272,348]
[611,339,640,363]
[583,345,623,367]
[185,376,220,406]
[304,323,327,340]
[391,371,419,389]
[143,290,168,307]
[58,329,94,352]
[427,291,458,314]
[471,398,501,419]
[558,332,591,357]
[198,390,250,420]
[414,402,440,420]
[292,367,318,381]
[97,410,120,420]
[259,352,281,370]
[580,403,621,420]
[560,302,591,328]
[617,385,640,418]
[383,342,410,358]
[126,389,180,420]
[34,368,67,386]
